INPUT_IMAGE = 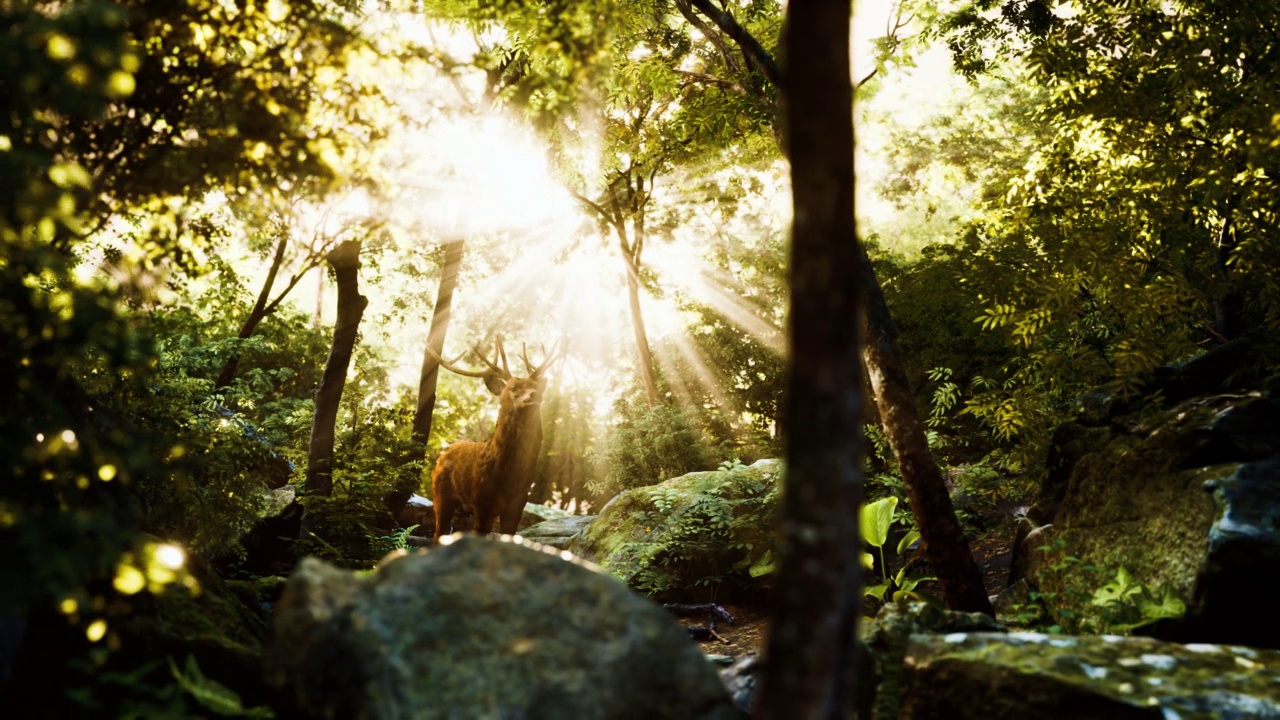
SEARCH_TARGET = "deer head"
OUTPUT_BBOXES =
[430,336,561,403]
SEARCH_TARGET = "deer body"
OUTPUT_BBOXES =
[428,340,558,544]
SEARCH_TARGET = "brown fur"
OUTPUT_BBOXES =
[430,376,546,543]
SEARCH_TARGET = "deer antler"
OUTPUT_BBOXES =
[427,338,513,395]
[525,337,564,379]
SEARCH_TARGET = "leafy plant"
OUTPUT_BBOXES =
[1090,567,1187,633]
[373,525,420,556]
[169,655,274,718]
[860,497,935,604]
[601,462,782,600]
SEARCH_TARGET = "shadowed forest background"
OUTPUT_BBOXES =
[3,0,1279,717]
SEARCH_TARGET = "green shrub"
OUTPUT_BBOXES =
[591,395,719,499]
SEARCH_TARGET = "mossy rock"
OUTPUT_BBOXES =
[575,460,782,600]
[863,601,1006,720]
[901,632,1280,718]
[1024,393,1280,637]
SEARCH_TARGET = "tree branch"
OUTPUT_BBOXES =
[570,190,611,220]
[674,68,748,95]
[676,0,744,76]
[686,0,784,91]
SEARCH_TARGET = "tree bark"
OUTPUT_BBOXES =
[304,239,368,507]
[411,240,465,449]
[677,1,994,617]
[756,2,863,718]
[857,242,995,615]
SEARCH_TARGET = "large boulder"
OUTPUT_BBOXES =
[265,536,741,719]
[1007,336,1280,645]
[573,459,782,600]
[900,632,1280,719]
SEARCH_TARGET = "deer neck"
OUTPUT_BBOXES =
[488,403,539,459]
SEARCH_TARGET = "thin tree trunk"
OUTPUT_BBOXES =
[679,4,993,616]
[411,240,465,449]
[857,242,995,615]
[621,238,660,406]
[304,240,368,511]
[215,235,325,389]
[312,264,324,328]
[215,235,289,389]
[757,2,863,717]
[573,178,661,407]
[1213,204,1243,341]
[384,239,466,519]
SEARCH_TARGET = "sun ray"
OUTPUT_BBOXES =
[646,241,786,356]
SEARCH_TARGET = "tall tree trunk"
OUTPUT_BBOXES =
[312,265,324,328]
[757,2,863,717]
[678,3,993,615]
[857,242,994,615]
[385,239,466,518]
[621,237,660,406]
[411,240,465,449]
[575,175,661,407]
[304,240,368,519]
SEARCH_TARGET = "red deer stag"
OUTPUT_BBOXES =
[428,337,560,544]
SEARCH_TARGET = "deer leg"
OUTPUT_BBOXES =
[433,498,459,545]
[497,507,522,535]
[474,507,497,536]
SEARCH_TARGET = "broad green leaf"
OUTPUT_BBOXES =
[860,496,898,548]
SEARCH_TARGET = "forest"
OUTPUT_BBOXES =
[3,0,1280,717]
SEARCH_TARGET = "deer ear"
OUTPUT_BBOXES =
[483,374,506,396]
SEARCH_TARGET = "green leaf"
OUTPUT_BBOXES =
[863,581,891,600]
[748,549,776,578]
[896,528,922,556]
[1136,585,1186,621]
[860,496,898,548]
[170,655,270,717]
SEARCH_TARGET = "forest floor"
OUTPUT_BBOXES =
[691,530,1017,657]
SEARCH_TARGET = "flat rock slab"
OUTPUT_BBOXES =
[517,515,596,550]
[901,631,1280,719]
